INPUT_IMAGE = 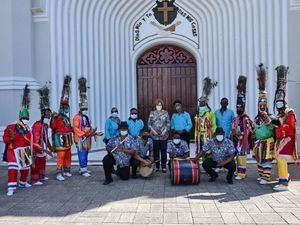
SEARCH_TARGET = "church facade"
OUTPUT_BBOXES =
[1,0,300,149]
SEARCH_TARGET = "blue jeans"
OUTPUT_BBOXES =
[77,147,89,169]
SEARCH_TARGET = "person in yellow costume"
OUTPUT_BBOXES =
[195,77,217,155]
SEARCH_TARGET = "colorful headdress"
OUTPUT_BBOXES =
[257,63,268,104]
[78,77,88,110]
[274,65,289,103]
[37,85,51,117]
[60,75,72,107]
[19,84,30,118]
[236,75,247,109]
[198,77,218,104]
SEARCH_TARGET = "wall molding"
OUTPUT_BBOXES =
[0,76,41,90]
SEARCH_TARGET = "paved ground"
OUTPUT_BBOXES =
[0,164,299,225]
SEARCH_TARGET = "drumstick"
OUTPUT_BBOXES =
[110,136,129,153]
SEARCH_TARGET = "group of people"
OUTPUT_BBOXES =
[2,64,298,197]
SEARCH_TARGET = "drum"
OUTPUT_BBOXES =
[53,133,73,150]
[170,159,200,185]
[14,146,32,169]
[139,162,154,178]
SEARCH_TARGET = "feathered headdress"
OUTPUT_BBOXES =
[274,65,289,102]
[19,84,30,118]
[38,85,51,116]
[236,75,247,109]
[60,75,72,107]
[198,77,218,103]
[257,63,268,104]
[78,77,88,109]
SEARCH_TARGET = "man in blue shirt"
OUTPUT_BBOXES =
[215,98,234,138]
[171,100,193,147]
[193,128,236,184]
[127,108,144,138]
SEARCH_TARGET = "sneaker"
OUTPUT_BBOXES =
[214,168,220,173]
[32,181,43,186]
[155,168,159,172]
[82,172,91,177]
[257,177,261,181]
[63,172,72,177]
[235,176,243,180]
[18,182,31,188]
[162,168,167,173]
[87,170,91,174]
[273,184,288,191]
[56,174,65,181]
[259,179,269,185]
[43,177,49,181]
[103,179,113,185]
[7,190,14,196]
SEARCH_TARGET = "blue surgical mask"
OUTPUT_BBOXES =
[199,106,206,111]
[81,110,88,116]
[43,118,50,124]
[216,135,224,142]
[120,130,128,136]
[276,101,284,109]
[173,139,181,145]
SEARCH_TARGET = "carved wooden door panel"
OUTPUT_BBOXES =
[137,45,197,126]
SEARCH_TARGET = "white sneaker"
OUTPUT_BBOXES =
[235,176,243,180]
[63,172,72,177]
[33,181,43,186]
[259,179,268,185]
[7,190,14,196]
[273,184,288,191]
[257,177,261,181]
[43,176,49,180]
[82,172,91,177]
[18,182,31,188]
[56,175,65,181]
[214,168,220,173]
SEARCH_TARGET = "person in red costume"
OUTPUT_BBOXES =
[272,65,298,191]
[31,86,53,185]
[50,76,73,181]
[3,85,32,196]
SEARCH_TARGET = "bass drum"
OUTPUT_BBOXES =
[170,159,200,185]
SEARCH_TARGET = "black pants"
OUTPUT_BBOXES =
[130,158,140,176]
[153,140,167,169]
[102,153,130,181]
[202,158,236,181]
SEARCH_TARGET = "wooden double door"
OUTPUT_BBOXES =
[137,45,198,124]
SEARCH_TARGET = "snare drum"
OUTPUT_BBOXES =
[53,133,73,150]
[139,162,154,178]
[14,146,32,169]
[170,159,200,185]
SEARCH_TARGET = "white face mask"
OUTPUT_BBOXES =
[120,130,128,136]
[43,118,50,124]
[156,105,162,111]
[199,106,206,111]
[173,139,181,145]
[81,110,88,116]
[131,114,138,119]
[276,101,284,109]
[216,135,224,142]
[112,112,118,117]
[22,119,30,125]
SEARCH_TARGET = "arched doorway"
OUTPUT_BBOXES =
[137,44,197,124]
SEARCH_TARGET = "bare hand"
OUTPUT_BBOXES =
[143,160,152,167]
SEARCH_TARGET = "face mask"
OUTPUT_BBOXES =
[120,130,128,136]
[112,112,118,117]
[63,109,69,115]
[199,106,206,111]
[173,139,181,145]
[216,135,224,142]
[131,114,138,119]
[276,101,284,109]
[156,105,162,111]
[81,110,88,116]
[22,119,30,125]
[43,118,50,124]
